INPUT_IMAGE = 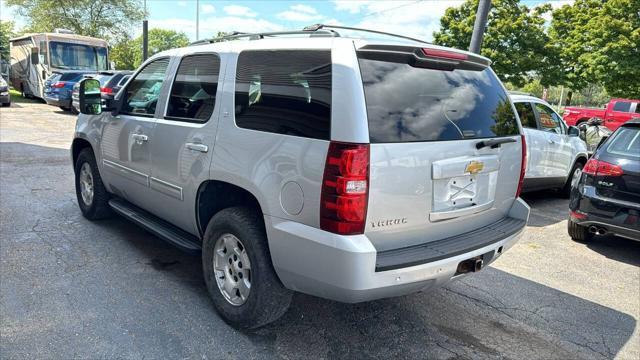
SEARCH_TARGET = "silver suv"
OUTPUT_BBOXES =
[72,25,530,328]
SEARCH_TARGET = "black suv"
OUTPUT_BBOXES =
[568,118,640,242]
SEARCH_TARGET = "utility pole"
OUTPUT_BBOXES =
[469,0,491,54]
[142,0,148,61]
[196,0,200,41]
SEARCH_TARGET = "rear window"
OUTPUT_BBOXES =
[358,58,519,143]
[612,101,631,112]
[59,72,86,82]
[95,74,112,86]
[605,127,640,158]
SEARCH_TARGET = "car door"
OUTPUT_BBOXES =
[514,101,546,178]
[533,102,573,179]
[146,52,224,234]
[100,57,171,209]
[607,100,638,130]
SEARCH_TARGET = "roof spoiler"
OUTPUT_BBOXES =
[356,45,491,71]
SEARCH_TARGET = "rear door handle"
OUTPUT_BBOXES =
[132,134,148,142]
[186,143,208,153]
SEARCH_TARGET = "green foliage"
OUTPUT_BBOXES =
[433,0,557,87]
[548,0,640,98]
[110,28,189,70]
[5,0,145,40]
[0,21,15,61]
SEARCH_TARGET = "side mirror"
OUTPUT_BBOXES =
[567,126,580,137]
[30,47,40,65]
[79,79,102,115]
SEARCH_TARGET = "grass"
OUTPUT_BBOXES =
[8,88,41,104]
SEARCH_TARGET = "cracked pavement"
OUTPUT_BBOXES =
[1,102,639,359]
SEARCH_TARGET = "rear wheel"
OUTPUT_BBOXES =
[568,219,592,242]
[74,148,112,220]
[202,207,292,329]
[59,106,70,111]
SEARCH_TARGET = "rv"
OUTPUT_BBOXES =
[9,29,109,99]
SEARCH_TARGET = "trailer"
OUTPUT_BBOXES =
[9,29,109,99]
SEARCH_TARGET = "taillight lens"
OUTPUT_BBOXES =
[100,87,113,94]
[583,159,623,177]
[51,81,66,88]
[320,142,369,235]
[422,48,468,61]
[516,135,527,198]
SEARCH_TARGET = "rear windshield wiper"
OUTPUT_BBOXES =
[475,138,517,149]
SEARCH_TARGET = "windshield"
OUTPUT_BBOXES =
[358,58,519,143]
[49,41,108,71]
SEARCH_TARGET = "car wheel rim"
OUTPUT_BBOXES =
[79,162,94,206]
[571,167,582,188]
[213,233,251,306]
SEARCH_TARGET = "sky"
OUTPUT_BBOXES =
[0,0,573,43]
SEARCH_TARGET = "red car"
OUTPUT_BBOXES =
[563,98,640,131]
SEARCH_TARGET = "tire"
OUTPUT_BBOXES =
[561,160,585,197]
[568,219,592,242]
[70,105,79,114]
[202,206,292,329]
[59,106,70,111]
[74,148,112,220]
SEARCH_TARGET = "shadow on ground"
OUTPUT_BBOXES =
[1,141,637,359]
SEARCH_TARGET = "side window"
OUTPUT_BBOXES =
[122,58,169,116]
[39,40,48,65]
[234,50,331,140]
[613,101,631,112]
[634,103,640,114]
[514,102,537,129]
[166,54,220,122]
[118,75,131,86]
[535,103,563,134]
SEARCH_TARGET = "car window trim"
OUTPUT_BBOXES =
[163,52,221,123]
[120,56,171,118]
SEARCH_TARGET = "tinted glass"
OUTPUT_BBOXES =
[534,103,564,134]
[358,58,518,142]
[167,54,220,122]
[59,72,86,82]
[514,102,537,129]
[95,74,112,86]
[235,50,331,140]
[613,101,631,112]
[122,58,169,116]
[635,103,640,114]
[118,75,131,86]
[605,127,640,158]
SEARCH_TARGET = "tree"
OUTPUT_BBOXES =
[110,28,189,70]
[433,0,559,87]
[548,0,640,98]
[6,0,145,40]
[0,21,16,61]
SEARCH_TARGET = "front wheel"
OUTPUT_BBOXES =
[202,207,292,329]
[74,148,112,220]
[562,161,584,197]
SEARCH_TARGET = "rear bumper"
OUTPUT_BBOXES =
[44,95,71,108]
[0,93,9,103]
[570,185,640,241]
[266,198,529,303]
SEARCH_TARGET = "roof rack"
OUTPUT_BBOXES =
[189,24,429,46]
[190,29,339,46]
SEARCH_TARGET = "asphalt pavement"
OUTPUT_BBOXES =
[1,102,639,359]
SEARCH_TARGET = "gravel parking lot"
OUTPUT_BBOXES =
[1,101,639,359]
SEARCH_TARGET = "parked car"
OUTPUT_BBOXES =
[0,75,10,107]
[71,26,530,328]
[44,71,93,111]
[511,94,588,195]
[563,98,640,131]
[72,71,133,112]
[568,118,640,242]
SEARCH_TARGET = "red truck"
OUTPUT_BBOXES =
[563,98,640,131]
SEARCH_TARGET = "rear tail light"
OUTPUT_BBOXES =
[570,210,587,220]
[51,81,66,88]
[320,142,369,235]
[100,87,113,94]
[516,135,527,198]
[582,159,623,177]
[422,48,468,61]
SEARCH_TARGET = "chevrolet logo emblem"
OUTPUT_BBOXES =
[465,161,484,175]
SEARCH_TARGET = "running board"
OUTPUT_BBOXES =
[108,198,202,253]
